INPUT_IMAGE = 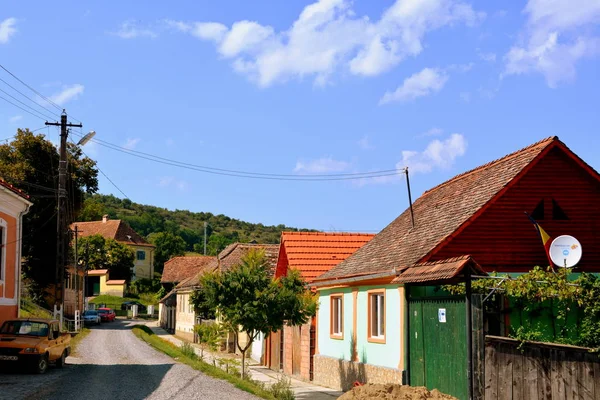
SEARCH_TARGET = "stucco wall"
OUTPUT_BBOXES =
[132,246,153,280]
[318,285,405,374]
[176,292,196,339]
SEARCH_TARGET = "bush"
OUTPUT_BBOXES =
[180,342,197,360]
[269,375,295,400]
[194,323,223,358]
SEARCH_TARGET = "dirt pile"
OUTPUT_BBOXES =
[337,384,458,400]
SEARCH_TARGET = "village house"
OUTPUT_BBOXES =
[0,179,32,326]
[267,232,375,381]
[159,255,216,340]
[310,137,600,397]
[71,215,155,281]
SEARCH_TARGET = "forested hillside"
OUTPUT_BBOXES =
[79,194,314,257]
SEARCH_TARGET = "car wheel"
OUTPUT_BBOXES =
[56,350,66,368]
[36,354,48,374]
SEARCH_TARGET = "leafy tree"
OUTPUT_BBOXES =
[148,232,186,274]
[196,248,317,377]
[77,234,134,281]
[193,323,224,359]
[78,198,105,221]
[206,234,233,256]
[0,129,98,297]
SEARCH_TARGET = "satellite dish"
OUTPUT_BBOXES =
[77,130,96,146]
[549,235,582,268]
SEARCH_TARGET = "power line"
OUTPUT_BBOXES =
[0,86,56,120]
[0,63,63,112]
[70,132,404,181]
[0,94,49,121]
[0,76,61,119]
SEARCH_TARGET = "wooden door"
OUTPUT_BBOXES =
[269,330,281,371]
[292,326,301,375]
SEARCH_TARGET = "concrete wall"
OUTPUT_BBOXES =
[132,245,154,280]
[175,291,196,341]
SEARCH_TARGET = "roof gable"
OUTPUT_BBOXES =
[277,232,375,282]
[316,137,586,281]
[71,219,153,247]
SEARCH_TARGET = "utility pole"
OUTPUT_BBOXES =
[46,110,82,312]
[404,167,415,228]
[203,222,208,255]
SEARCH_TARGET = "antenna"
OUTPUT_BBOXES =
[549,235,582,268]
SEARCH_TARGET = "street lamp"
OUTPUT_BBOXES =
[77,130,96,146]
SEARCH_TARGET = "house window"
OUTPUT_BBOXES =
[368,291,385,343]
[330,295,343,338]
[136,250,146,261]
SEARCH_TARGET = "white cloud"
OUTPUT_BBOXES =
[0,18,17,44]
[418,127,444,137]
[123,138,140,150]
[503,0,600,87]
[380,67,448,104]
[49,84,85,105]
[400,133,467,173]
[294,157,351,173]
[112,20,157,39]
[170,0,484,87]
[9,115,22,123]
[357,135,374,150]
[477,49,496,62]
[158,176,189,191]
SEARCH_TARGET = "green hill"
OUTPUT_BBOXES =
[79,194,314,256]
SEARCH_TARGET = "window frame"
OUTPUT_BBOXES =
[136,250,146,261]
[367,289,386,344]
[329,294,344,339]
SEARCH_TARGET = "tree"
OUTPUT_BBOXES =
[196,248,317,377]
[78,234,134,281]
[148,232,186,274]
[0,129,98,299]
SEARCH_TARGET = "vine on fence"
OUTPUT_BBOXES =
[444,266,600,350]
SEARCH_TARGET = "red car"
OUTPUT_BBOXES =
[97,308,116,322]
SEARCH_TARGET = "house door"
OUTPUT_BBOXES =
[269,330,281,371]
[409,297,468,400]
[93,282,100,296]
[291,326,301,375]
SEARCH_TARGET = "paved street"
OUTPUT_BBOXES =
[0,319,259,400]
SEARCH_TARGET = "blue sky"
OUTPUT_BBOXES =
[1,1,599,233]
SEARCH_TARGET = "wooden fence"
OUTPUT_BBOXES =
[484,335,600,400]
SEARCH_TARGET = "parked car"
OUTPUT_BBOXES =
[82,310,101,325]
[97,308,116,322]
[0,318,71,374]
[120,301,146,313]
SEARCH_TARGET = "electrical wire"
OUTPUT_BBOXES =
[0,86,56,120]
[70,132,404,181]
[0,76,61,119]
[0,94,49,121]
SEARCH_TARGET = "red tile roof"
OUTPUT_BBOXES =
[316,137,566,281]
[0,178,31,201]
[106,279,126,285]
[277,232,375,282]
[71,218,154,248]
[176,243,280,289]
[392,255,486,284]
[161,256,216,284]
[87,269,109,276]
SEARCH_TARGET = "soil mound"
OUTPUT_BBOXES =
[338,384,458,400]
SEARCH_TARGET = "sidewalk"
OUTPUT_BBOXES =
[144,322,343,400]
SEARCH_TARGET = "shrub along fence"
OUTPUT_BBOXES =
[484,335,600,400]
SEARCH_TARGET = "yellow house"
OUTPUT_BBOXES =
[72,215,155,281]
[86,269,126,297]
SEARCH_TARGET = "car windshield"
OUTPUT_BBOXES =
[84,311,98,316]
[0,321,49,337]
[97,310,108,314]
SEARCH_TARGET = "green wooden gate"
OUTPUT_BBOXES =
[409,297,467,400]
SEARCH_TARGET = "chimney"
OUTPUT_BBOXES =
[102,214,109,223]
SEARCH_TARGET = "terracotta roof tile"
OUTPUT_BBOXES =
[0,178,31,201]
[106,279,126,285]
[161,256,216,284]
[317,137,560,281]
[392,255,486,284]
[176,243,280,289]
[71,219,154,247]
[278,232,375,282]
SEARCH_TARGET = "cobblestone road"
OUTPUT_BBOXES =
[0,319,259,400]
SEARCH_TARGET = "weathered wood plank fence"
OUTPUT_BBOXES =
[484,335,600,400]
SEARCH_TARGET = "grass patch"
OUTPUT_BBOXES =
[20,298,53,319]
[90,294,150,306]
[132,325,276,399]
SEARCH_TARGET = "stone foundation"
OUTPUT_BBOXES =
[313,354,404,391]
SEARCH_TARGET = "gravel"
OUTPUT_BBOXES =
[1,319,260,400]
